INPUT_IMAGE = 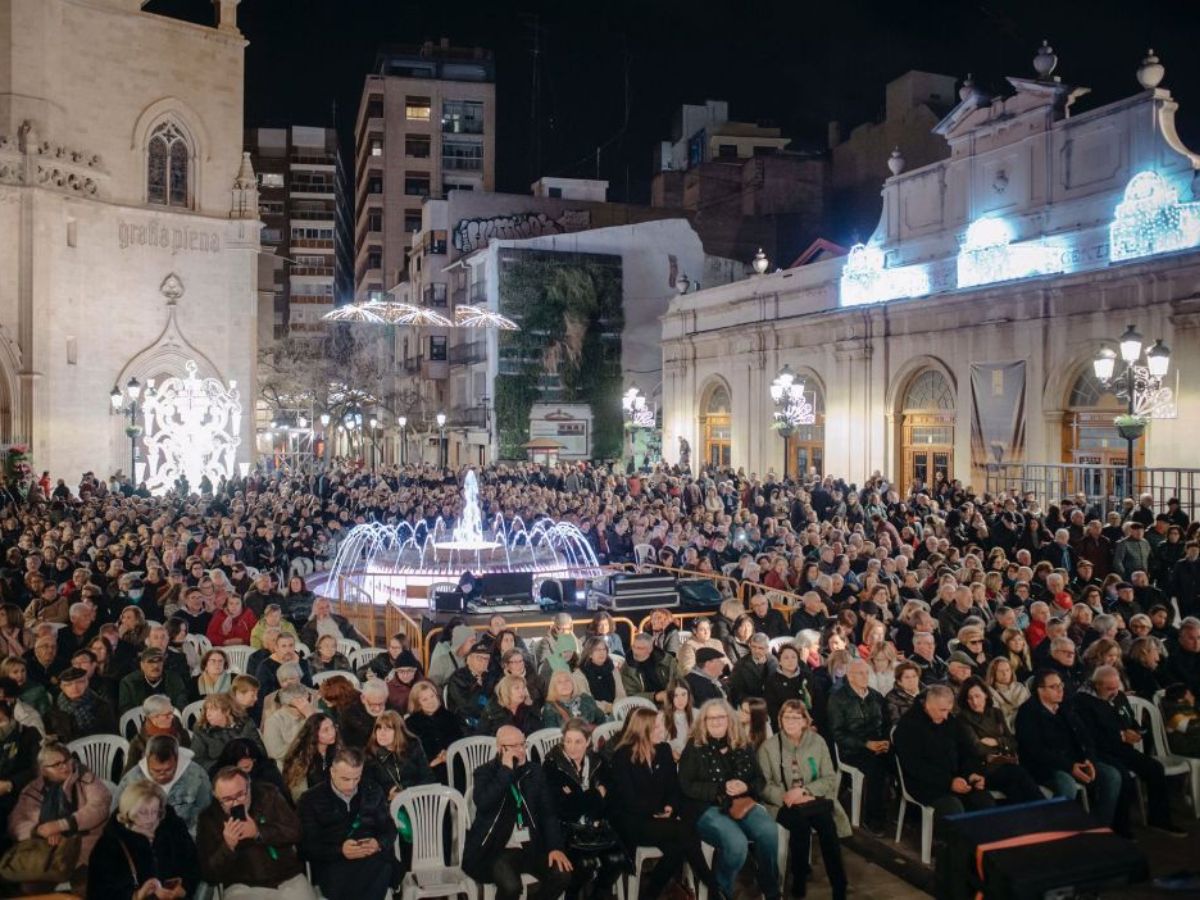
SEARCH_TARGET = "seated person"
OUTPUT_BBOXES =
[827,659,890,834]
[124,694,192,774]
[446,641,494,734]
[954,678,1042,803]
[1161,683,1200,757]
[339,680,391,750]
[88,780,197,900]
[116,734,212,834]
[463,725,573,900]
[893,684,995,823]
[46,664,117,742]
[479,674,540,736]
[118,648,188,716]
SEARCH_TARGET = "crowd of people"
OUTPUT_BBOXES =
[0,461,1198,899]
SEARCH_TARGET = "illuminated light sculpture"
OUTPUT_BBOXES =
[770,365,815,480]
[141,360,241,495]
[839,243,930,307]
[322,301,385,323]
[454,304,520,330]
[365,301,454,328]
[956,216,1064,288]
[622,385,654,429]
[1109,170,1200,262]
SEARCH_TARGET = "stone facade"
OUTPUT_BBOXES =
[662,48,1200,498]
[0,0,259,481]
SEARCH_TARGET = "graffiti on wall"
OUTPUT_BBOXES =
[452,209,592,253]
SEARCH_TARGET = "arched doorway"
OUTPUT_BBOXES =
[1061,368,1142,500]
[699,381,731,468]
[900,369,955,495]
[788,379,825,478]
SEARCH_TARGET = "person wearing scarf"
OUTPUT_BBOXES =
[46,667,117,742]
[577,638,625,715]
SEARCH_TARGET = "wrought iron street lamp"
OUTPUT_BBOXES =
[398,415,407,466]
[436,412,447,469]
[110,376,150,485]
[769,364,815,481]
[1092,323,1173,500]
[369,416,379,472]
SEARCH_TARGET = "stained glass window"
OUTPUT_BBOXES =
[147,122,190,207]
[903,370,954,411]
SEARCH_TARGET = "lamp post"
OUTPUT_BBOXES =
[436,412,447,469]
[110,376,150,485]
[397,415,407,466]
[1093,324,1172,501]
[368,416,378,472]
[769,364,814,482]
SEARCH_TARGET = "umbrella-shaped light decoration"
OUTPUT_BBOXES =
[454,304,520,331]
[367,301,454,327]
[322,301,385,324]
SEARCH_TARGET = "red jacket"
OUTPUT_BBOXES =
[206,608,258,647]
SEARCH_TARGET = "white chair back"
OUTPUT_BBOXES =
[313,669,360,689]
[181,699,206,730]
[768,636,797,656]
[183,634,213,661]
[591,720,623,751]
[118,708,145,740]
[446,736,496,802]
[336,638,362,658]
[392,785,471,881]
[526,727,563,762]
[351,647,387,672]
[67,735,129,782]
[612,696,657,722]
[634,544,657,566]
[221,644,255,675]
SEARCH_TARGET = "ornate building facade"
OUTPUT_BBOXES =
[662,46,1200,498]
[0,0,259,480]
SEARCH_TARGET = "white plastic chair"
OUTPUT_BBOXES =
[445,736,496,812]
[220,644,255,675]
[612,696,657,722]
[183,633,212,661]
[352,647,387,672]
[768,636,796,656]
[118,708,145,740]
[633,544,656,566]
[393,785,478,899]
[591,720,623,751]
[526,727,563,762]
[313,669,360,689]
[181,699,206,731]
[336,637,362,658]
[67,734,129,782]
[894,751,935,865]
[696,828,788,900]
[1129,695,1200,817]
[831,742,864,828]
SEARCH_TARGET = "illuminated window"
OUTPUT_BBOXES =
[405,97,432,121]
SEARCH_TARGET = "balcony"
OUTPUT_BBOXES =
[449,340,486,365]
[290,238,334,251]
[449,407,488,428]
[290,265,334,277]
[442,156,483,172]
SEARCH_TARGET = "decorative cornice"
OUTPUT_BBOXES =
[0,122,107,197]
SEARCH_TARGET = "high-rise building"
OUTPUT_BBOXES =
[248,126,352,343]
[353,39,495,303]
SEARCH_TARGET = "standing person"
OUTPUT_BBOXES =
[462,725,574,900]
[827,659,890,835]
[541,718,629,900]
[678,698,780,900]
[197,767,316,900]
[608,708,718,899]
[298,748,397,900]
[87,780,197,900]
[758,700,849,900]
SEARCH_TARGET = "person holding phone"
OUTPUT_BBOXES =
[87,780,197,900]
[197,767,315,899]
[463,725,573,900]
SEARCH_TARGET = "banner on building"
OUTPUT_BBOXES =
[970,362,1026,466]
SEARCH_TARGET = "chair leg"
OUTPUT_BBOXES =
[850,773,863,828]
[1189,767,1200,819]
[894,797,906,844]
[920,808,934,866]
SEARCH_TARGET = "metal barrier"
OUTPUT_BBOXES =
[384,601,423,661]
[421,616,638,671]
[986,463,1200,520]
[335,577,380,647]
[742,582,805,610]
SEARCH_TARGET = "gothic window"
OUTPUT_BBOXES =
[903,369,954,411]
[147,122,191,207]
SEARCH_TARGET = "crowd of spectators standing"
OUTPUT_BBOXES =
[0,461,1197,899]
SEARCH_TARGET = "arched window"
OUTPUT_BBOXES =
[699,382,731,468]
[147,122,190,207]
[788,379,825,479]
[899,368,955,494]
[1062,368,1138,499]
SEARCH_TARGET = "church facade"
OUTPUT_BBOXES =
[661,45,1200,502]
[0,0,259,482]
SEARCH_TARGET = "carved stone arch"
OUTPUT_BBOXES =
[886,354,957,416]
[698,375,732,415]
[1045,349,1109,414]
[0,329,21,444]
[131,97,209,208]
[784,365,826,412]
[114,275,223,389]
[698,375,732,469]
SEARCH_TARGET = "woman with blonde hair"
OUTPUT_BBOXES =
[541,669,606,730]
[1000,627,1033,682]
[866,640,898,696]
[679,698,779,900]
[88,779,196,900]
[478,673,538,735]
[609,708,717,898]
[189,692,264,772]
[403,681,461,783]
[956,624,988,671]
[984,657,1029,730]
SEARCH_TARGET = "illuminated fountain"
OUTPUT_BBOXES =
[326,469,602,605]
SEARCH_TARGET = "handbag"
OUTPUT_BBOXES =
[727,795,756,820]
[771,733,835,822]
[0,834,81,884]
[564,818,621,854]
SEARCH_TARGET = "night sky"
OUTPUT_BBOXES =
[150,0,1198,220]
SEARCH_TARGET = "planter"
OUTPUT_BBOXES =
[1114,417,1146,441]
[124,425,144,439]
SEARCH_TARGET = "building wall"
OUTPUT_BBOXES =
[0,0,258,481]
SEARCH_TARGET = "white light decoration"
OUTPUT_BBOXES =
[365,301,454,327]
[1109,170,1200,263]
[956,216,1064,288]
[622,387,654,429]
[141,360,242,495]
[454,304,520,330]
[322,301,385,323]
[839,243,930,307]
[771,367,815,434]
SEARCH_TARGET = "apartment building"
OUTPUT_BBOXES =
[248,126,352,341]
[353,40,496,303]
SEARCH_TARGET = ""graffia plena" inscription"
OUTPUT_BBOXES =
[118,219,221,254]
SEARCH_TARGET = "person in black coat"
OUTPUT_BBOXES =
[403,681,462,784]
[298,748,398,900]
[747,594,788,639]
[0,699,39,824]
[1169,543,1200,617]
[463,726,573,900]
[1072,666,1185,836]
[893,685,994,824]
[87,781,198,900]
[541,720,629,900]
[685,647,729,706]
[727,634,776,706]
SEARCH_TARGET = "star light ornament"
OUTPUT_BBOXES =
[622,387,654,429]
[1109,171,1200,263]
[141,360,242,495]
[770,367,815,436]
[366,301,454,327]
[454,304,520,330]
[322,301,385,323]
[956,216,1064,288]
[839,243,930,307]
